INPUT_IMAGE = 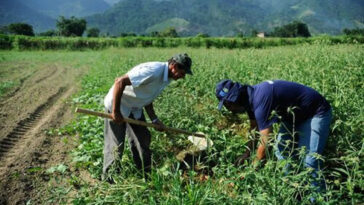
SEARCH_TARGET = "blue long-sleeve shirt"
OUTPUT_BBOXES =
[248,80,331,131]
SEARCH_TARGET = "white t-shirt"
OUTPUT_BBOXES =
[104,62,170,119]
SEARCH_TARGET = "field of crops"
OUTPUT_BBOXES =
[45,44,361,204]
[2,44,362,204]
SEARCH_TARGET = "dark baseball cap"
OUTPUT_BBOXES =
[215,79,243,110]
[172,53,192,75]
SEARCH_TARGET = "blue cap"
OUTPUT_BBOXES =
[215,79,243,110]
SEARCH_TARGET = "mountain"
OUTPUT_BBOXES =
[19,0,110,18]
[0,0,55,31]
[1,0,363,35]
[104,0,122,6]
[0,0,111,32]
[255,0,364,34]
[86,0,364,36]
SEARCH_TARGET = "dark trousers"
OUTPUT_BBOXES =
[103,109,151,177]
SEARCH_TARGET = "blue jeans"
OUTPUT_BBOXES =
[275,109,332,191]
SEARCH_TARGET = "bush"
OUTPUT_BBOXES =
[0,34,13,49]
[152,38,165,47]
[119,38,137,47]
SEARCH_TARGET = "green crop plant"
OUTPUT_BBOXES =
[2,43,361,204]
[56,44,363,204]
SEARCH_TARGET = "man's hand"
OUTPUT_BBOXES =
[111,111,123,123]
[145,103,165,131]
[252,158,261,170]
[152,118,166,131]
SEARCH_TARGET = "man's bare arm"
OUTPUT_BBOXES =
[145,102,165,131]
[112,74,131,123]
[144,103,158,121]
[235,119,258,166]
[256,127,271,161]
[246,119,258,151]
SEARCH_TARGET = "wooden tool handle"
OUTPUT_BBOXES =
[75,108,206,137]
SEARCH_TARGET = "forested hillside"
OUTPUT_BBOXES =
[20,0,110,18]
[1,0,363,34]
[0,0,55,31]
[0,0,110,32]
[86,0,364,36]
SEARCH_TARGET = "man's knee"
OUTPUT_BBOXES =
[304,153,323,170]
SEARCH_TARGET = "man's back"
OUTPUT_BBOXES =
[251,80,331,130]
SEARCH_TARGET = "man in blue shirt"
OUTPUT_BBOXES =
[216,79,332,191]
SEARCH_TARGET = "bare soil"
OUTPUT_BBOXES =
[0,63,86,205]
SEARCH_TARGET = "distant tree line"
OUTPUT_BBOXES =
[250,22,364,38]
[0,16,99,37]
[1,18,362,38]
[1,35,362,51]
[248,21,311,38]
[343,28,364,36]
[269,21,311,37]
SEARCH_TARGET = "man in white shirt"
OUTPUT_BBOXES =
[103,53,192,180]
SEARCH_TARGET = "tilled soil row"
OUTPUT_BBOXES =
[0,63,86,205]
[0,86,78,205]
[0,76,29,107]
[0,87,66,160]
[0,65,63,141]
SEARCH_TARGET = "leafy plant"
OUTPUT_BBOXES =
[9,45,360,203]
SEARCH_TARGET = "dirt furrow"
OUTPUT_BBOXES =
[0,62,87,205]
[0,86,76,205]
[0,87,66,160]
[0,65,68,141]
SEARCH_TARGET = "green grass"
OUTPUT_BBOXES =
[63,45,363,204]
[2,44,363,204]
[0,81,17,96]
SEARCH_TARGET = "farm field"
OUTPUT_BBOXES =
[0,44,363,204]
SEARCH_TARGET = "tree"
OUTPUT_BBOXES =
[87,28,100,37]
[56,16,87,37]
[38,30,57,36]
[270,21,311,37]
[8,23,34,36]
[251,29,259,37]
[160,27,178,37]
[296,21,311,37]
